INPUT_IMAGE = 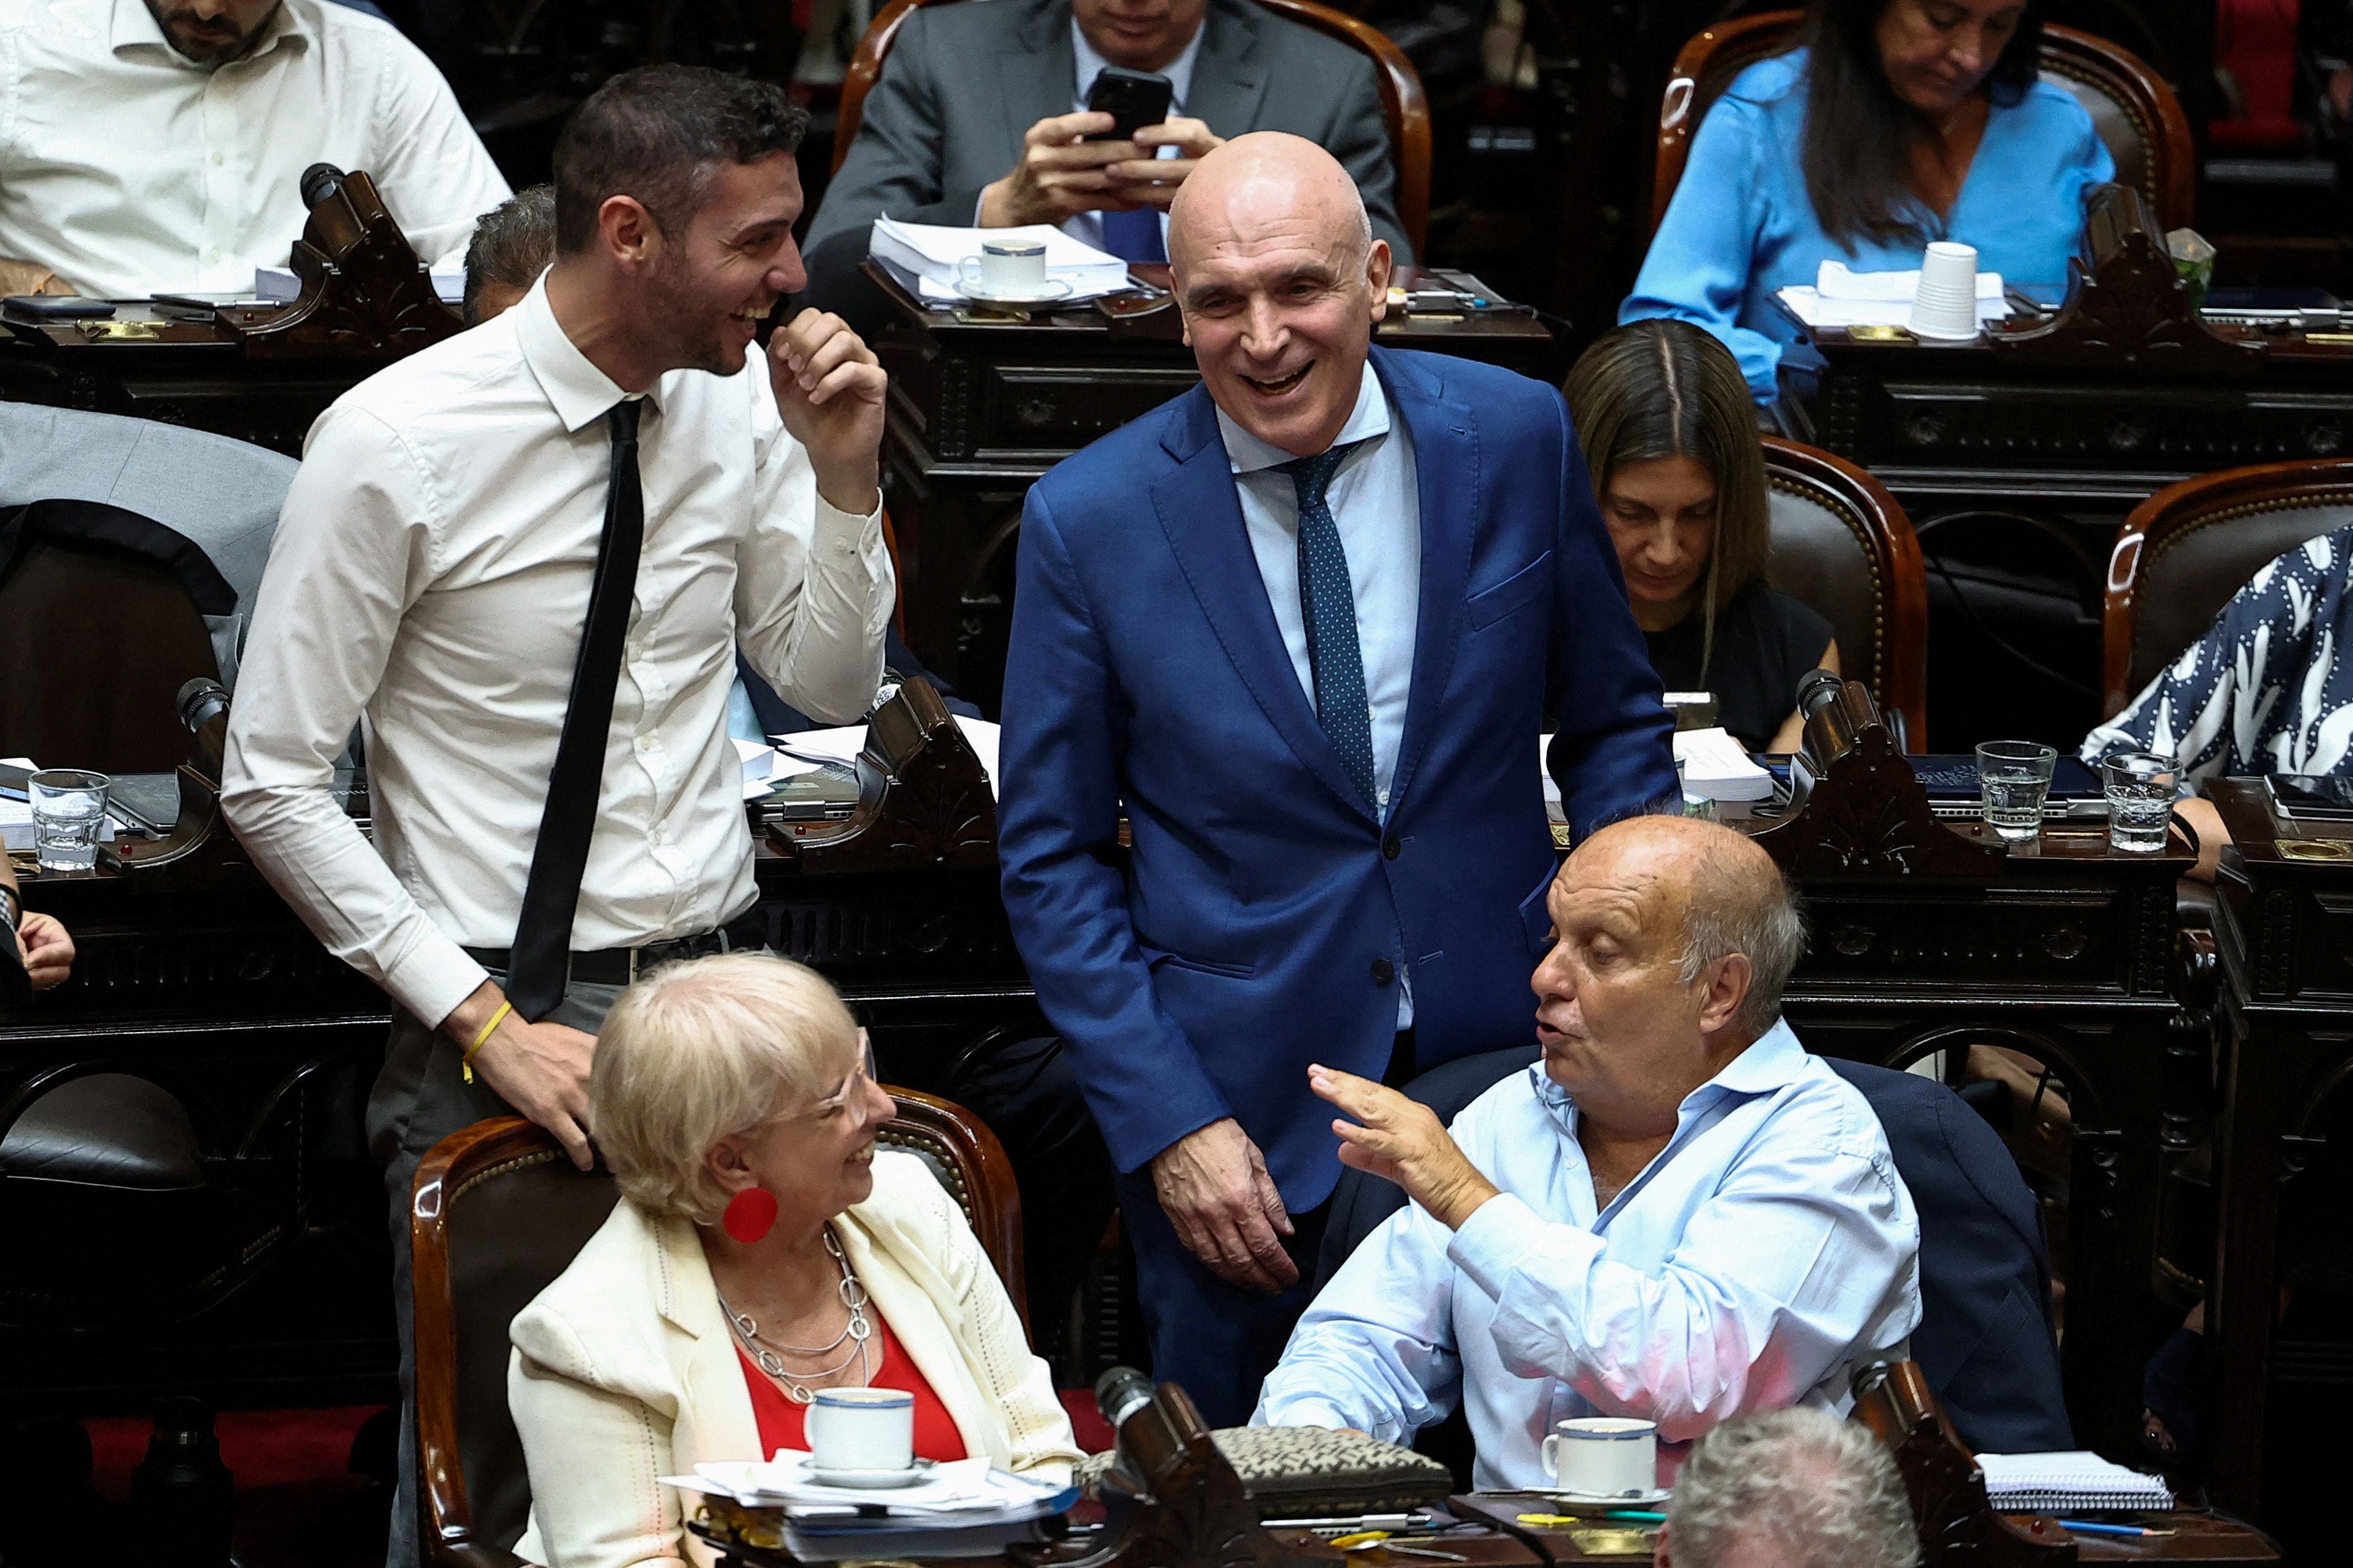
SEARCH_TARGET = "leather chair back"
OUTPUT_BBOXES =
[831,0,1433,255]
[412,1092,1025,1567]
[0,500,231,773]
[1761,437,1929,750]
[1649,13,2194,241]
[2103,459,2353,717]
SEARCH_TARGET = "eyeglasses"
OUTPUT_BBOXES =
[800,1030,880,1123]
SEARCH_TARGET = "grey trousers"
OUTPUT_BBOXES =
[370,977,625,1568]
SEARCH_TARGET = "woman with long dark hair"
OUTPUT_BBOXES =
[1564,320,1837,751]
[1622,0,2113,402]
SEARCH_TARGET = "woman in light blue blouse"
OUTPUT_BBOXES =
[1622,0,2115,403]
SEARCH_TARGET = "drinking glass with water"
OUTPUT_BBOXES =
[1976,741,2057,842]
[28,769,109,872]
[2100,751,2178,853]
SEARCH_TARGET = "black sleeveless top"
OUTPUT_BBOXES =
[1641,582,1836,751]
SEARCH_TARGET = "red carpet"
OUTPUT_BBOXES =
[85,1406,389,1568]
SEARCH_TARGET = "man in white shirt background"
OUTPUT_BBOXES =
[221,64,893,1564]
[0,0,511,298]
[1256,815,1921,1480]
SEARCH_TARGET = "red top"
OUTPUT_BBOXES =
[737,1313,970,1464]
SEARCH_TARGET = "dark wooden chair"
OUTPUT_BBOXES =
[831,0,1433,257]
[0,500,233,774]
[1649,11,2196,241]
[2101,458,2353,718]
[410,1091,1025,1568]
[1762,435,1930,751]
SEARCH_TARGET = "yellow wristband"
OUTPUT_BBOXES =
[461,1000,513,1084]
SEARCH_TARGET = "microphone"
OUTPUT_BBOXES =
[1094,1366,1155,1432]
[178,679,229,736]
[299,162,346,209]
[1795,667,1845,722]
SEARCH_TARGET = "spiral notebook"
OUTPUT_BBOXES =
[1977,1452,2173,1513]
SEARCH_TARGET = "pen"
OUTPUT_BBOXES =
[2053,1519,2174,1539]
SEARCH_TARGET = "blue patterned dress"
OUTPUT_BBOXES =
[2082,526,2353,779]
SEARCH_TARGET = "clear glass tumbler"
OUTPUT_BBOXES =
[2100,751,2178,854]
[1976,741,2058,842]
[28,769,109,872]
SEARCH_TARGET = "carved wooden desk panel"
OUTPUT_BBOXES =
[2201,781,2353,1544]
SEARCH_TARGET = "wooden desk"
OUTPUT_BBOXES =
[2201,779,2353,1543]
[0,300,384,458]
[867,263,1556,714]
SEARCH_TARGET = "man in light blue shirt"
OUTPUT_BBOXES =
[1256,815,1921,1485]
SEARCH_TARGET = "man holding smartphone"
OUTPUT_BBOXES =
[800,0,1410,322]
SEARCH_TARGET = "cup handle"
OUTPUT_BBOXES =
[1541,1433,1560,1477]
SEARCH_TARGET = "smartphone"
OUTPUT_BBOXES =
[4,295,116,319]
[1084,66,1174,142]
[2265,773,2353,821]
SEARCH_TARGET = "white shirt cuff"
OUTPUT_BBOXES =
[1254,1397,1358,1433]
[812,490,886,564]
[383,924,494,1031]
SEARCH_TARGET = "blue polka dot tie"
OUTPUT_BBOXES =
[1281,439,1377,810]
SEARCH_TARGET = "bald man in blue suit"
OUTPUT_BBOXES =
[996,135,1676,1423]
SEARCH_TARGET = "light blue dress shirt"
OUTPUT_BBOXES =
[1621,50,2115,401]
[1253,1021,1921,1487]
[1218,368,1421,1026]
[1065,21,1201,253]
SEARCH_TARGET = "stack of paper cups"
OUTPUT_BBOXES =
[1907,241,1981,341]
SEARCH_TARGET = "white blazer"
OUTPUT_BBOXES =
[509,1152,1082,1568]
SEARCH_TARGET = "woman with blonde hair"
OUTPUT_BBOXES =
[1564,319,1838,753]
[509,952,1079,1568]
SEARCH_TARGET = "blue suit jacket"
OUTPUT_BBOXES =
[996,347,1677,1208]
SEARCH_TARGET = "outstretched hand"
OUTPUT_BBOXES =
[1309,1064,1499,1231]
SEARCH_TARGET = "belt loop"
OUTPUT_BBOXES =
[628,947,640,985]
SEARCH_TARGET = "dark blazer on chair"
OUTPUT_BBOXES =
[996,346,1675,1213]
[802,0,1413,316]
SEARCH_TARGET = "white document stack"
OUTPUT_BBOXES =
[867,217,1133,304]
[1975,1452,2174,1514]
[667,1454,1074,1560]
[1673,727,1775,802]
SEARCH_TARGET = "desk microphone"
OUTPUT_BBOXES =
[1795,667,1845,722]
[178,679,229,736]
[299,162,346,209]
[1094,1365,1155,1431]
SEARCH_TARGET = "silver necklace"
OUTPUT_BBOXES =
[718,1227,872,1404]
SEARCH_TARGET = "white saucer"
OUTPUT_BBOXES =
[1904,322,1983,342]
[954,277,1075,306]
[1549,1486,1673,1509]
[807,1457,934,1489]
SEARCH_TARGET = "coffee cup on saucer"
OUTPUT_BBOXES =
[957,238,1049,300]
[806,1386,915,1480]
[1542,1416,1659,1500]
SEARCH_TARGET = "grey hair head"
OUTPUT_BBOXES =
[1665,1407,1922,1568]
[1673,838,1807,1038]
[461,184,557,327]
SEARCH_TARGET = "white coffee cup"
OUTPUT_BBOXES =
[958,238,1048,298]
[1907,240,1981,341]
[805,1386,915,1474]
[1542,1416,1658,1498]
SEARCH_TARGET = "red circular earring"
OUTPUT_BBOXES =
[722,1186,778,1244]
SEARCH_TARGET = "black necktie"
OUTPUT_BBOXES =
[505,399,645,1020]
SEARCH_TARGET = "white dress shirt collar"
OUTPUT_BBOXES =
[111,0,309,64]
[515,270,666,432]
[1069,17,1203,113]
[1214,362,1392,476]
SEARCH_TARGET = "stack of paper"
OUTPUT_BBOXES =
[1976,1452,2173,1514]
[776,717,1002,799]
[869,217,1132,305]
[255,265,463,306]
[669,1454,1073,1561]
[1673,727,1775,803]
[1776,258,2009,329]
[732,737,824,801]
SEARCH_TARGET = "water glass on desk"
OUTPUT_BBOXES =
[28,769,108,872]
[2100,751,2177,853]
[1976,741,2057,841]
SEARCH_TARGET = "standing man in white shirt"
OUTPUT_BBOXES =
[221,65,894,1564]
[0,0,511,298]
